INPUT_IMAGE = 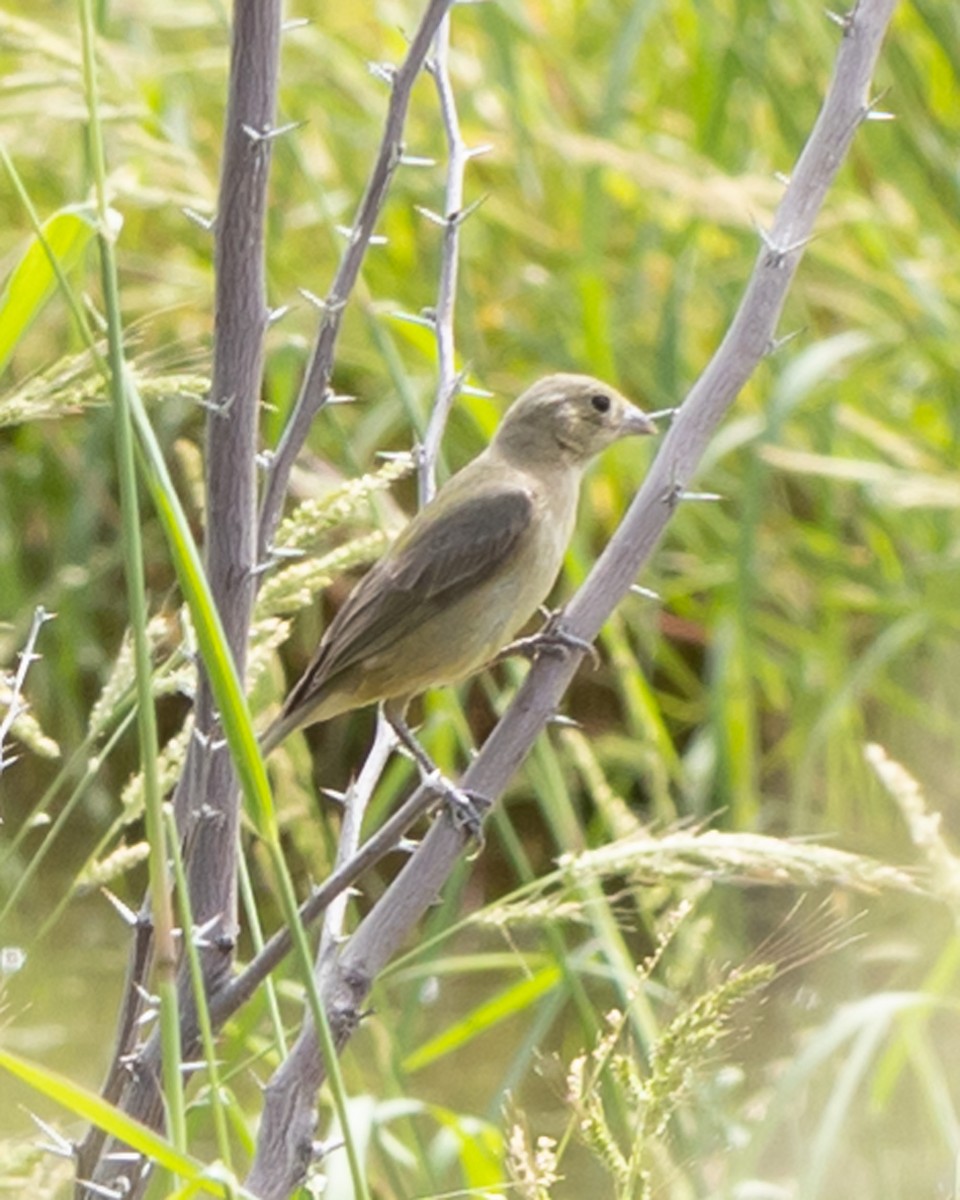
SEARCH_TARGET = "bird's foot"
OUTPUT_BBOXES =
[423,769,491,852]
[383,703,489,852]
[494,612,600,670]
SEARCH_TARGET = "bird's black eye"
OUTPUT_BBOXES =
[590,393,611,414]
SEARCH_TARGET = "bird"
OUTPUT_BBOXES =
[260,373,656,800]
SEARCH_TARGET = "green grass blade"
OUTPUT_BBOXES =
[0,201,99,374]
[0,1047,205,1182]
[123,372,278,844]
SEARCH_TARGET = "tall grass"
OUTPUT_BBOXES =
[1,0,958,1196]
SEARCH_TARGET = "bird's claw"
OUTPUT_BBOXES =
[423,769,490,852]
[495,615,600,670]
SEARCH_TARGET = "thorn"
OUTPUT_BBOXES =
[399,153,436,168]
[267,304,291,326]
[326,392,356,406]
[824,7,853,32]
[313,1135,346,1159]
[36,1140,73,1160]
[548,713,581,729]
[28,1111,73,1158]
[182,206,216,232]
[335,224,387,246]
[102,1150,142,1164]
[282,16,311,31]
[367,61,397,85]
[242,120,306,144]
[179,1059,217,1073]
[198,392,236,417]
[630,584,661,601]
[389,309,437,330]
[774,171,791,187]
[678,490,723,503]
[448,193,489,226]
[465,142,494,160]
[754,218,813,266]
[766,328,803,356]
[320,787,348,805]
[101,888,139,927]
[646,406,679,422]
[460,383,494,399]
[256,450,275,471]
[298,287,327,311]
[191,915,224,948]
[862,88,895,123]
[75,1178,128,1199]
[397,837,420,854]
[414,205,447,228]
[265,544,306,562]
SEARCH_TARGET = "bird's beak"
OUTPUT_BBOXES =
[620,404,658,437]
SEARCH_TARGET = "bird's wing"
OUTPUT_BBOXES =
[282,485,535,708]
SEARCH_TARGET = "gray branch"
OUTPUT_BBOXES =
[257,0,456,560]
[0,604,53,775]
[419,15,473,503]
[245,717,395,1199]
[176,0,283,975]
[319,0,900,1106]
[77,1,283,1194]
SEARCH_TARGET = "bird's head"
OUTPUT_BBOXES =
[492,373,656,468]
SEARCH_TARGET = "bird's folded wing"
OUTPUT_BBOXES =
[288,485,535,698]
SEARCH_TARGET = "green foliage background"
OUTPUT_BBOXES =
[1,0,959,1196]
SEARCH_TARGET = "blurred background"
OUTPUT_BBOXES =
[1,0,958,1196]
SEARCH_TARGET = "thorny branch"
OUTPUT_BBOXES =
[418,15,484,503]
[78,0,283,1192]
[245,717,396,1194]
[247,12,488,1185]
[73,1,900,1197]
[314,0,900,1157]
[76,3,458,1194]
[0,605,54,777]
[212,3,902,1197]
[257,0,457,560]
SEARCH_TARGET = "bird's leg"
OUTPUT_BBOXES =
[492,608,601,670]
[382,700,490,845]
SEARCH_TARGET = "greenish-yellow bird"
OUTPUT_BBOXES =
[260,373,655,758]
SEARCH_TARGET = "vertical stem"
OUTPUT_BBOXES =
[76,0,184,1152]
[419,13,485,504]
[175,0,283,989]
